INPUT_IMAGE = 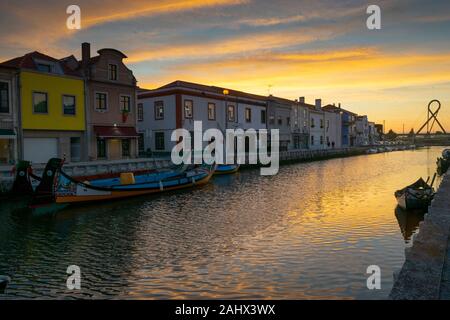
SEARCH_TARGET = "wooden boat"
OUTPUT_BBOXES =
[394,176,435,210]
[214,164,240,175]
[30,158,215,207]
[437,148,450,176]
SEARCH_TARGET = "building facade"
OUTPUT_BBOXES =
[0,66,18,164]
[355,115,369,146]
[291,97,309,149]
[324,109,342,149]
[137,81,268,156]
[0,52,86,164]
[302,99,325,150]
[267,96,292,151]
[322,104,357,148]
[79,43,139,161]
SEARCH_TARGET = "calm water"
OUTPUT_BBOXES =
[0,147,444,299]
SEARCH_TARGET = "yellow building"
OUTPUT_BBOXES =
[1,51,86,163]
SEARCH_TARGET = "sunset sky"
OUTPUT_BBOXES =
[1,0,450,132]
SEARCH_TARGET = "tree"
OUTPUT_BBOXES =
[408,128,415,137]
[385,129,398,141]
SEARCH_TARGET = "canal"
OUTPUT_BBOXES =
[0,147,444,299]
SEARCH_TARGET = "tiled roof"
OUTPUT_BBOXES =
[158,80,268,102]
[322,104,357,115]
[0,51,82,77]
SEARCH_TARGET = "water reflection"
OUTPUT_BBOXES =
[394,206,425,243]
[0,147,445,299]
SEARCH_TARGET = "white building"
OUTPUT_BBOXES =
[301,99,325,150]
[291,97,309,149]
[267,96,293,151]
[137,80,268,155]
[355,115,369,146]
[324,110,342,149]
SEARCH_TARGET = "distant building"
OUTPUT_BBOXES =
[137,80,267,155]
[375,124,384,140]
[302,99,325,150]
[0,65,18,164]
[355,115,369,146]
[291,97,309,149]
[368,121,378,144]
[0,51,86,164]
[322,104,357,147]
[324,109,342,149]
[267,96,293,151]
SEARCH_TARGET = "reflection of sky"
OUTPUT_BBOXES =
[1,0,450,131]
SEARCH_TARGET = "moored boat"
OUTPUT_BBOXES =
[437,148,450,176]
[214,164,240,175]
[394,176,435,210]
[30,158,216,209]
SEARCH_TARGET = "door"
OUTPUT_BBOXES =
[70,137,81,162]
[24,138,58,164]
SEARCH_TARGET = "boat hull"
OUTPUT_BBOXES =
[214,164,240,175]
[54,167,214,204]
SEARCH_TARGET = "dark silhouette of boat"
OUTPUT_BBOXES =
[394,175,435,210]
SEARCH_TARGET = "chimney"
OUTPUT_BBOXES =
[338,103,341,109]
[315,98,322,110]
[81,42,90,68]
[299,96,305,103]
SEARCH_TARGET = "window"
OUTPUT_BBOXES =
[138,103,144,121]
[138,133,145,154]
[122,139,130,157]
[120,95,131,112]
[261,110,266,124]
[245,108,251,122]
[155,132,165,150]
[320,119,324,128]
[97,139,106,158]
[311,135,314,145]
[287,117,291,126]
[37,63,51,73]
[320,135,324,145]
[63,95,76,115]
[278,116,282,126]
[154,101,164,119]
[311,118,315,128]
[269,114,275,125]
[33,92,48,113]
[184,100,193,118]
[95,92,107,110]
[108,64,117,80]
[207,103,216,120]
[0,82,9,113]
[228,105,235,122]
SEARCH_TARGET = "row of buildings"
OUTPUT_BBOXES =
[0,43,382,165]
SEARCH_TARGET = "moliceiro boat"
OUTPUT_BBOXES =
[394,175,436,211]
[214,164,240,175]
[30,158,216,207]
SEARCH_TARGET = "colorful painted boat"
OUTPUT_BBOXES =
[30,158,215,207]
[214,164,240,175]
[394,176,435,211]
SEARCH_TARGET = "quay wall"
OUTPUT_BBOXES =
[390,172,450,299]
[0,158,173,194]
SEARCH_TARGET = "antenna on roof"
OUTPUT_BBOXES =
[267,84,273,96]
